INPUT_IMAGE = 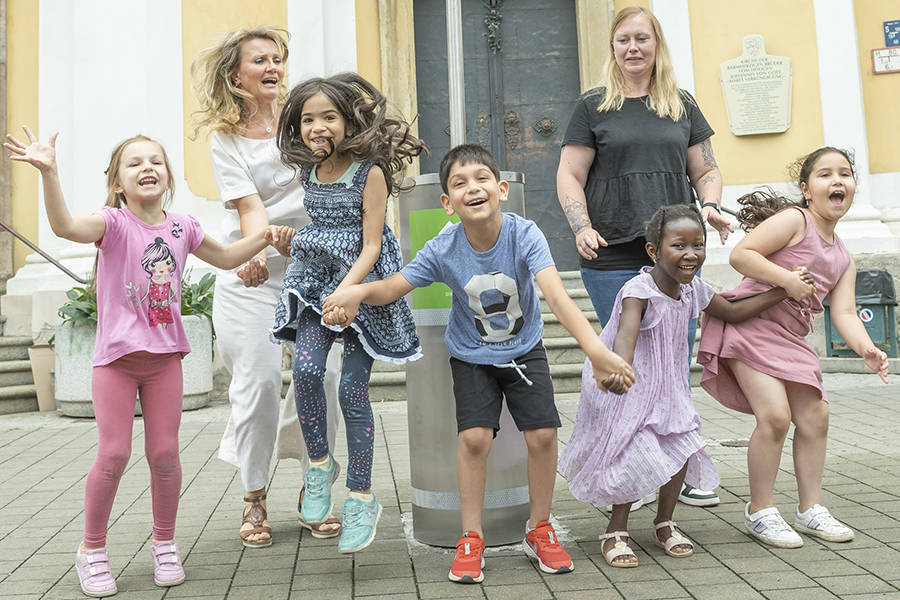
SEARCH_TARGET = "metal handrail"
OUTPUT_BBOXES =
[0,218,89,284]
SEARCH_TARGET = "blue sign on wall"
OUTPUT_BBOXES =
[886,20,900,47]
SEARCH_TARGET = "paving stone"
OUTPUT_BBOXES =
[4,382,900,599]
[817,573,897,595]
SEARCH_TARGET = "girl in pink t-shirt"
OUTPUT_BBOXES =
[6,127,289,598]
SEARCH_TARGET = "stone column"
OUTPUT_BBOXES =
[813,0,898,254]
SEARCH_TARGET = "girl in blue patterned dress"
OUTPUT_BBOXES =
[270,73,426,553]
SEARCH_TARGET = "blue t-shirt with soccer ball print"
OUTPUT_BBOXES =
[401,212,555,364]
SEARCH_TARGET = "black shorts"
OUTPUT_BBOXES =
[450,341,561,434]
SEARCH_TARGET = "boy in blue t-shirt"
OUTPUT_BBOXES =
[323,144,634,583]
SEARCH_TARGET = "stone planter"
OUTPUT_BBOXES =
[54,316,213,417]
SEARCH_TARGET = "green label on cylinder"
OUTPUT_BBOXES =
[409,208,460,310]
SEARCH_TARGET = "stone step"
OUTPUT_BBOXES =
[0,360,37,387]
[558,270,588,290]
[0,337,33,361]
[542,311,600,338]
[538,287,594,313]
[0,384,39,415]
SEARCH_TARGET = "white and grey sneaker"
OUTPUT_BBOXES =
[744,503,803,548]
[678,483,720,507]
[794,504,854,542]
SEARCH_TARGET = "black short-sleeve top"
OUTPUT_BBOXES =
[562,87,714,270]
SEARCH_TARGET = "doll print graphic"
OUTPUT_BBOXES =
[137,237,178,329]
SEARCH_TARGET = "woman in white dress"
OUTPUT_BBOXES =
[191,25,341,547]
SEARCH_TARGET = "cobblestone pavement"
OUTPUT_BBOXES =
[0,373,897,599]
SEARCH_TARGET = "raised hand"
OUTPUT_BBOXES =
[5,126,59,173]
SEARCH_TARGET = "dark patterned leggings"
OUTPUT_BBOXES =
[294,307,375,491]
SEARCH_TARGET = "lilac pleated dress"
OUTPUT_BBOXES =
[558,268,721,507]
[698,207,850,414]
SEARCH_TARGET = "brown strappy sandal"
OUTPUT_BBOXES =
[298,486,342,539]
[241,494,273,548]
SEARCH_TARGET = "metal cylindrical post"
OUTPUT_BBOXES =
[400,173,530,547]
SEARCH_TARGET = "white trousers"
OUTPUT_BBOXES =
[214,255,340,492]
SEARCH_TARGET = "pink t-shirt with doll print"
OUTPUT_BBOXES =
[92,207,204,366]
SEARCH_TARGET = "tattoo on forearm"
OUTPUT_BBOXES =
[700,139,718,169]
[563,194,591,234]
[699,174,716,186]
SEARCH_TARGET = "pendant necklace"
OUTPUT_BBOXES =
[250,112,278,133]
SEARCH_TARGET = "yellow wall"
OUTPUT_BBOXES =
[356,0,382,90]
[689,0,823,185]
[615,0,650,13]
[181,1,288,200]
[7,0,40,272]
[855,0,900,174]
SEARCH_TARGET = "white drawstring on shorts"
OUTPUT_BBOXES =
[493,359,533,386]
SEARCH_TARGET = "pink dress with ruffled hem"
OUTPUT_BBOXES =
[697,207,850,414]
[558,268,720,507]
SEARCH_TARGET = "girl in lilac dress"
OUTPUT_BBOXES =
[559,205,803,568]
[698,148,889,549]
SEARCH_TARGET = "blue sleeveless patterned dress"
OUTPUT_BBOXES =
[270,161,421,363]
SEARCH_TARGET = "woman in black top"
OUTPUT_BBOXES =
[557,6,732,327]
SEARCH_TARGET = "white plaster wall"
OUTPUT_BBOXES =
[35,0,221,262]
[7,0,365,337]
[650,0,696,96]
[287,0,358,82]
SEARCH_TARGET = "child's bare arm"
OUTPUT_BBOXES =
[829,258,889,383]
[5,127,106,243]
[612,297,645,365]
[704,267,815,323]
[193,225,284,270]
[335,167,388,292]
[535,266,635,392]
[730,208,814,301]
[322,273,415,327]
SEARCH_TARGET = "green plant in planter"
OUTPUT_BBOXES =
[54,270,217,346]
[57,286,98,327]
[180,271,217,339]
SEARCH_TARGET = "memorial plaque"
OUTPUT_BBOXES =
[885,20,900,47]
[719,35,792,136]
[872,47,900,74]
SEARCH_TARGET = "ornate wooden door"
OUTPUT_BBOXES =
[414,0,581,270]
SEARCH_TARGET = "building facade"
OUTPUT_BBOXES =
[2,0,898,338]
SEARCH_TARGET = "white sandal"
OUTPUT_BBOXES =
[599,531,638,568]
[653,521,694,558]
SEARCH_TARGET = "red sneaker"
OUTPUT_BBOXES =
[524,521,573,574]
[449,532,485,583]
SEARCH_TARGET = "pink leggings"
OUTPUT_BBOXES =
[83,352,183,548]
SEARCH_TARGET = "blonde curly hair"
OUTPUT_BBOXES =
[189,26,289,139]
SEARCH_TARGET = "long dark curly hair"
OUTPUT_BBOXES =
[276,73,427,196]
[735,147,856,232]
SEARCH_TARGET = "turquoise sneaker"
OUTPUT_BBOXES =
[338,494,383,553]
[300,455,339,526]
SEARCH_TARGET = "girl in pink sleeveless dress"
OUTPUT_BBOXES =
[559,204,802,568]
[698,148,889,550]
